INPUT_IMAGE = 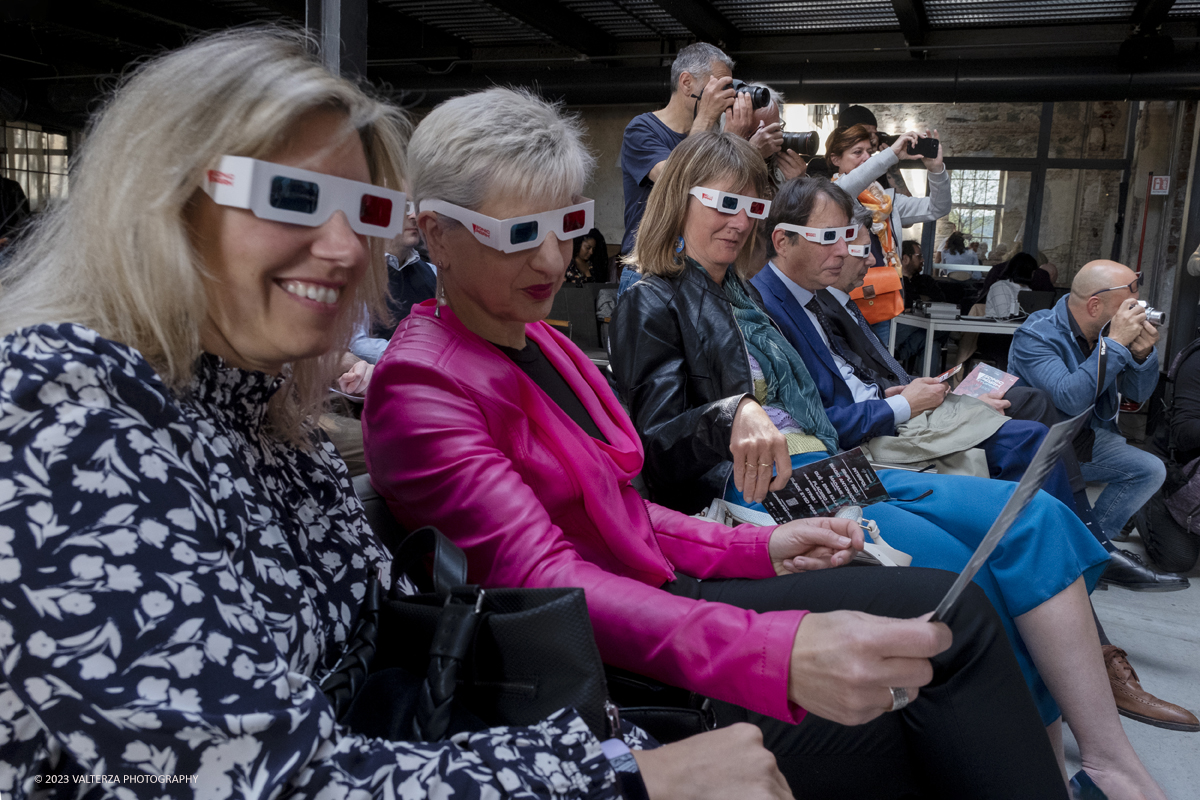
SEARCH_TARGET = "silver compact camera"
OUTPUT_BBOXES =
[1137,300,1166,326]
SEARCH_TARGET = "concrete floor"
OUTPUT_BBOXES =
[1063,530,1200,798]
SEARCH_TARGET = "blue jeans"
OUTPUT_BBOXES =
[871,319,890,347]
[617,266,641,297]
[1079,427,1166,540]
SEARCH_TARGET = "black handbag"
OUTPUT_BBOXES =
[323,526,612,741]
[322,517,717,744]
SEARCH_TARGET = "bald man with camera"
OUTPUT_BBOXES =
[1009,261,1177,576]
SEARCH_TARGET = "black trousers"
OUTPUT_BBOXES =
[666,567,1067,800]
[1006,386,1091,500]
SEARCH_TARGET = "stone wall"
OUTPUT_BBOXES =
[869,102,1043,158]
[1039,169,1122,277]
[1125,100,1198,354]
[872,101,1132,286]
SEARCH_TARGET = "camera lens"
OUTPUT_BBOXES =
[1137,300,1166,326]
[730,79,770,110]
[781,131,820,156]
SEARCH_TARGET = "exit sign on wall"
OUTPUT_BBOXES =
[1151,176,1171,195]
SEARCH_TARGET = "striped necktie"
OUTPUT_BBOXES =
[845,299,912,383]
[805,297,875,384]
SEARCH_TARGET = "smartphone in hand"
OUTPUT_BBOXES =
[933,363,962,383]
[907,137,939,158]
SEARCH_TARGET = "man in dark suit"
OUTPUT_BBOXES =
[749,178,1058,490]
[821,225,1062,429]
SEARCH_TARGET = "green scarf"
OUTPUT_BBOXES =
[714,263,841,454]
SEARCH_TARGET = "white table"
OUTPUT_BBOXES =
[888,312,1023,377]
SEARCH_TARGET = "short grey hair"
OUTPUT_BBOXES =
[408,87,594,213]
[670,43,734,94]
[853,208,874,227]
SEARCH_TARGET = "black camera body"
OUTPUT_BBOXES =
[781,131,820,156]
[726,79,771,110]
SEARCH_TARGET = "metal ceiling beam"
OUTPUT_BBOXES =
[1131,0,1178,34]
[889,0,929,50]
[484,0,616,57]
[377,55,1200,107]
[654,0,738,47]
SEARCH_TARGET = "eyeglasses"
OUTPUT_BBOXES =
[1090,273,1142,298]
[406,200,416,216]
[420,198,594,253]
[774,223,861,245]
[202,155,405,238]
[689,187,771,219]
[847,244,871,258]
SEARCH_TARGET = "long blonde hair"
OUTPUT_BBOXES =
[0,27,408,444]
[624,132,770,280]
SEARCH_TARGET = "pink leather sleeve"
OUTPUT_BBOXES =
[364,356,807,723]
[645,502,780,581]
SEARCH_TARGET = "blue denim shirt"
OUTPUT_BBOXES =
[1008,295,1160,433]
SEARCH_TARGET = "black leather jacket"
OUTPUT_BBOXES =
[610,264,758,513]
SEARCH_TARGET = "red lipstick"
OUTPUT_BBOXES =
[523,283,554,301]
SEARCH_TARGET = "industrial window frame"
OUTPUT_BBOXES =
[1,121,70,215]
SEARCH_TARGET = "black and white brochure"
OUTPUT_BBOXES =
[760,448,890,524]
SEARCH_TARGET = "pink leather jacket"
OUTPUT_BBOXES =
[364,302,807,723]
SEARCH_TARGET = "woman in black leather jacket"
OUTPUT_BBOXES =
[609,260,770,512]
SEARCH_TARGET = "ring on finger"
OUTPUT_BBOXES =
[888,687,910,712]
[757,462,772,469]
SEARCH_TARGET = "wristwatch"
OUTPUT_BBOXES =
[601,738,651,800]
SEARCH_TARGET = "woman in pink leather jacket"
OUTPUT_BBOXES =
[363,87,1066,799]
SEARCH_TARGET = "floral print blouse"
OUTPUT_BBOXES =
[0,324,619,800]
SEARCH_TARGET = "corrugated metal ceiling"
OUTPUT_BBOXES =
[712,1,899,34]
[379,1,556,45]
[560,0,691,39]
[384,0,1174,44]
[924,0,1138,27]
[1170,0,1200,18]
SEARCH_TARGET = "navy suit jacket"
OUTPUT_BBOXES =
[750,265,898,450]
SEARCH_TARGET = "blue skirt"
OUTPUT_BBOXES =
[726,452,1110,726]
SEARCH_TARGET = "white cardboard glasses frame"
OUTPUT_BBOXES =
[689,187,771,219]
[774,222,861,245]
[420,198,595,254]
[202,155,406,239]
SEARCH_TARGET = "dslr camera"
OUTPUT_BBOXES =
[1137,300,1166,326]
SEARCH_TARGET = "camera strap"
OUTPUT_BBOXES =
[1093,322,1119,424]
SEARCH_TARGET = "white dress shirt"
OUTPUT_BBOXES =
[768,262,911,426]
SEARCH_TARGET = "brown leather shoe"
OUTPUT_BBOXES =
[1103,645,1200,732]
